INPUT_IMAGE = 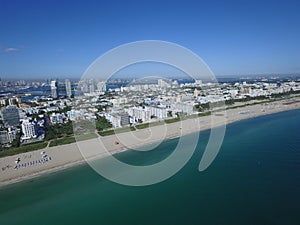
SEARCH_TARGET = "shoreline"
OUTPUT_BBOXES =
[1,98,300,188]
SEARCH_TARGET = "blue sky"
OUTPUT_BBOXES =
[0,0,300,79]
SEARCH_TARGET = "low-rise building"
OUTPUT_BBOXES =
[50,113,66,124]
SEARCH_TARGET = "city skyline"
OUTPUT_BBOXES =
[1,0,300,79]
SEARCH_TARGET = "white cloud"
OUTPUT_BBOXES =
[4,47,20,52]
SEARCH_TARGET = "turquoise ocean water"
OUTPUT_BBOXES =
[0,110,299,225]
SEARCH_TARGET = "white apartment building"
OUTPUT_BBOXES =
[126,106,168,123]
[158,79,171,88]
[146,106,168,119]
[127,107,151,123]
[97,81,107,93]
[0,128,17,145]
[50,113,65,124]
[65,79,72,97]
[21,119,37,140]
[105,112,129,128]
[171,102,194,115]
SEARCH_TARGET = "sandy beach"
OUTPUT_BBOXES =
[1,97,300,187]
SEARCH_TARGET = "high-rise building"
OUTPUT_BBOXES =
[89,79,95,94]
[65,79,72,98]
[195,80,203,85]
[158,79,170,88]
[1,106,20,126]
[51,80,59,99]
[79,81,89,93]
[97,81,106,93]
[21,119,37,140]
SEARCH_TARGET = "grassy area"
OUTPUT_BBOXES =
[76,133,98,141]
[45,121,74,141]
[99,126,136,136]
[164,111,212,124]
[135,121,165,129]
[49,133,98,147]
[99,129,115,136]
[224,99,277,111]
[164,117,181,124]
[196,111,212,117]
[0,142,48,158]
[49,136,76,147]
